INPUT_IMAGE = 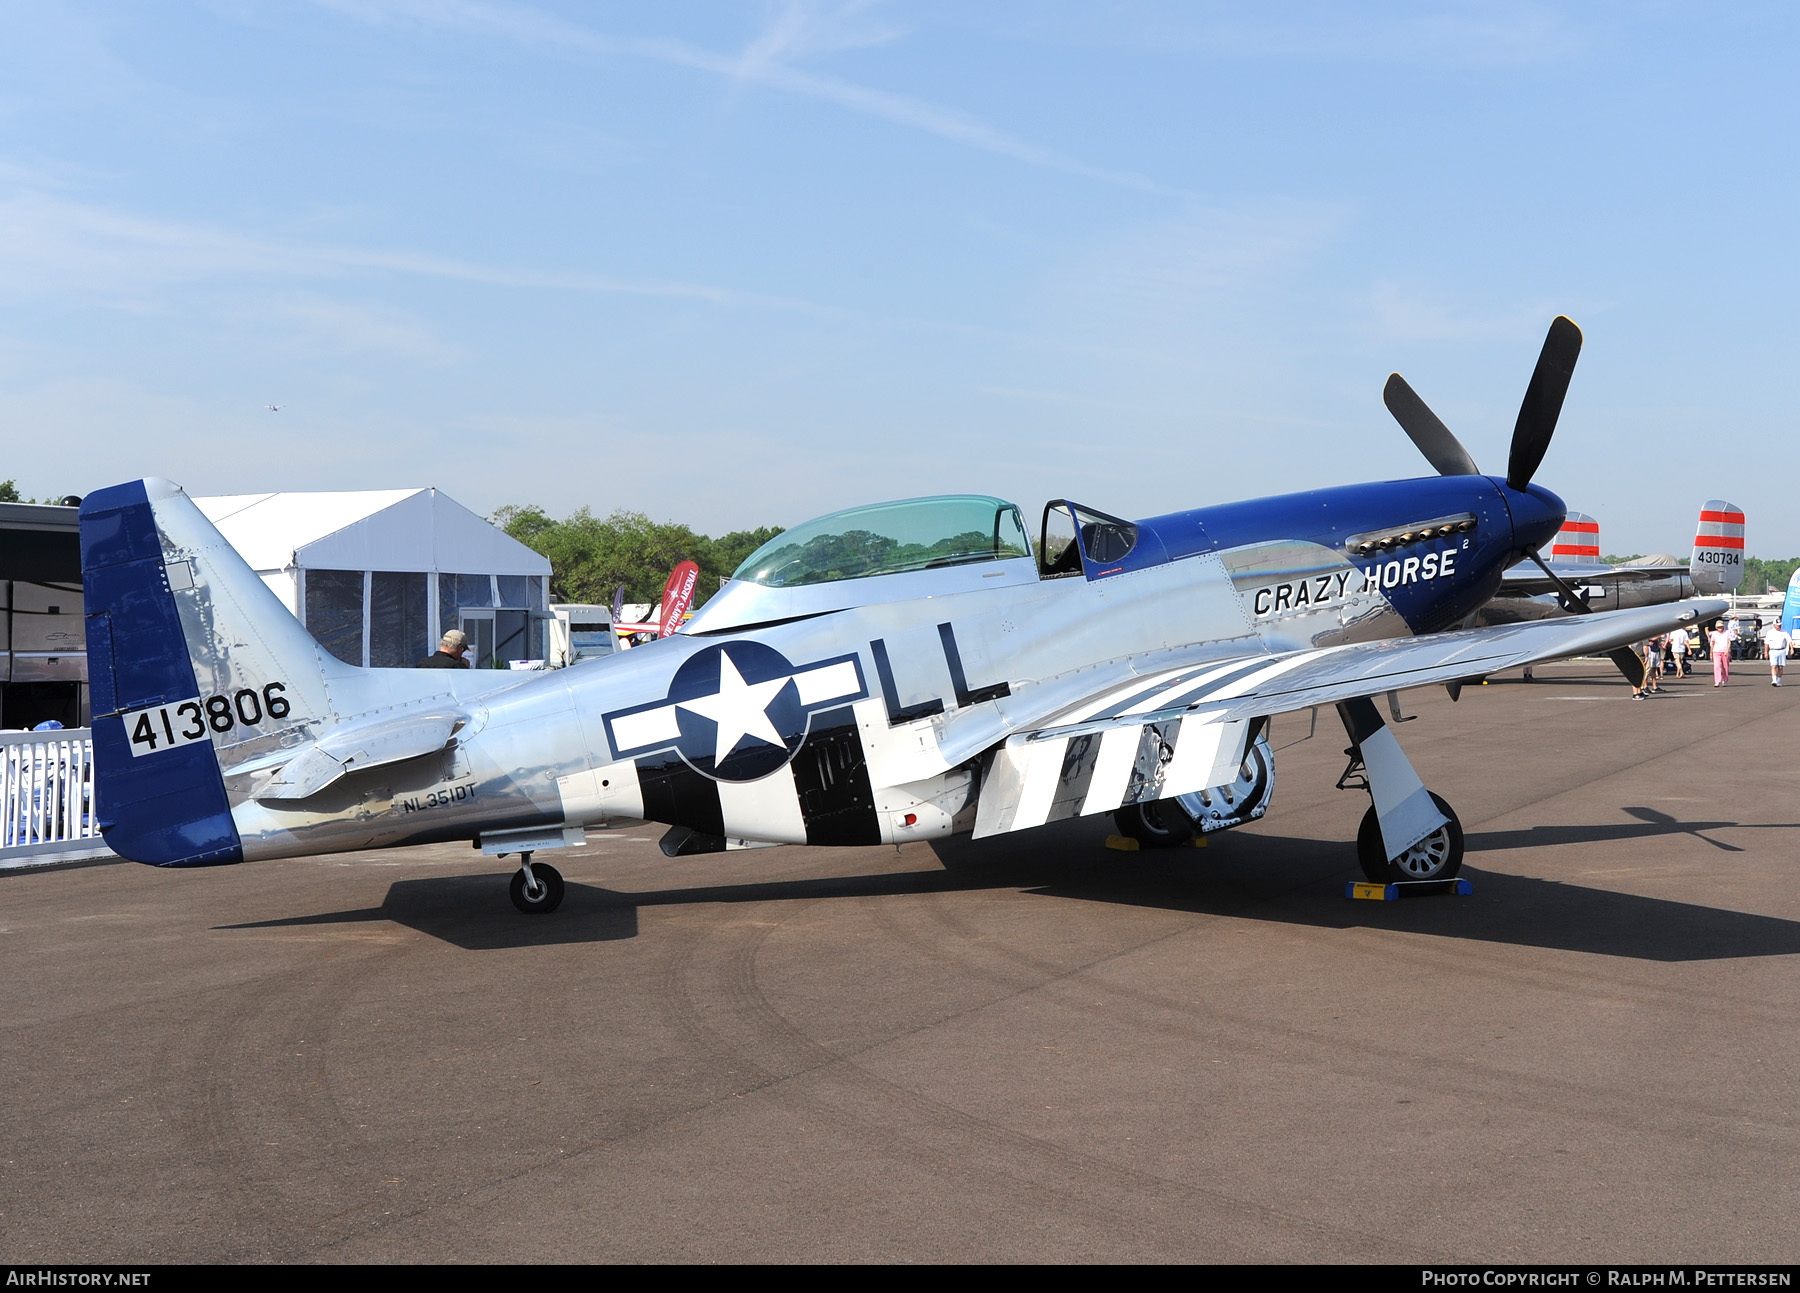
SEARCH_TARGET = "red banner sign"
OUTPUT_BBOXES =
[658,561,700,638]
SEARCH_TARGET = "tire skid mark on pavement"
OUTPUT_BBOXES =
[653,886,1434,1262]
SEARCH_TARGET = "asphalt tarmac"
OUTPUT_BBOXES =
[4,660,1798,1264]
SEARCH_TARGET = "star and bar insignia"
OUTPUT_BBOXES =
[602,641,867,782]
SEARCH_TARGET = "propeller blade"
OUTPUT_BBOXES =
[1506,315,1583,491]
[1525,550,1648,688]
[1607,646,1648,690]
[1383,374,1481,476]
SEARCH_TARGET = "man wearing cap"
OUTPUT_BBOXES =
[418,628,472,669]
[1764,621,1790,686]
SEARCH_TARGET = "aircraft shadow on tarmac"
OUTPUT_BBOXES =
[220,873,641,950]
[1467,805,1800,854]
[220,803,1800,961]
[222,867,1010,952]
[1021,860,1800,963]
[1003,816,1800,964]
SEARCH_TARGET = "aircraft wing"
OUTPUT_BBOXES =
[1497,560,1680,596]
[972,597,1724,838]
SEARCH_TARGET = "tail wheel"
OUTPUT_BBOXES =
[1355,793,1463,883]
[510,861,565,914]
[1113,799,1196,849]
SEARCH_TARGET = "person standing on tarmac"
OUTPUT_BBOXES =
[1765,622,1791,686]
[1669,628,1690,678]
[1708,620,1733,687]
[418,628,472,668]
[1634,637,1662,698]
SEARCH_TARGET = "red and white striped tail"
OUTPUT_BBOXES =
[1550,512,1599,562]
[1692,499,1745,594]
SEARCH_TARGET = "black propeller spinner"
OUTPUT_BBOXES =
[1381,316,1646,690]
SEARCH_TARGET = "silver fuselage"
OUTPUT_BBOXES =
[219,531,1481,860]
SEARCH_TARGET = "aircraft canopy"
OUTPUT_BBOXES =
[734,495,1031,588]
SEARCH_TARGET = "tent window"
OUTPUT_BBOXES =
[305,569,365,666]
[497,574,530,608]
[495,610,529,666]
[370,572,429,668]
[440,572,495,650]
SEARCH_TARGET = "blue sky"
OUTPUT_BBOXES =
[2,2,1796,554]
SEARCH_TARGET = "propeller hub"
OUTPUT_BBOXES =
[1502,480,1567,558]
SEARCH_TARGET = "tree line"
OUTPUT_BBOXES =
[1743,556,1800,595]
[0,481,75,504]
[491,504,784,608]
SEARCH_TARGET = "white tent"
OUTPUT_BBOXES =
[195,489,551,669]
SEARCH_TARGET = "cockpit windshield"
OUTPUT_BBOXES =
[733,495,1032,588]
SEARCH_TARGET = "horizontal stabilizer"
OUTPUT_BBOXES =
[250,709,465,800]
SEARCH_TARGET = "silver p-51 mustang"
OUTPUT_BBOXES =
[81,318,1723,911]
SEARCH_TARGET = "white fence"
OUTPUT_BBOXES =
[1,728,113,867]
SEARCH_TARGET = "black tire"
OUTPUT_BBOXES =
[1113,799,1196,849]
[1355,793,1463,883]
[509,861,565,914]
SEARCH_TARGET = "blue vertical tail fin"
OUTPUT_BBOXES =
[82,479,242,865]
[81,478,343,866]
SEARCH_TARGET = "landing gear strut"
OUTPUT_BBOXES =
[1336,697,1464,884]
[508,851,565,915]
[481,826,587,915]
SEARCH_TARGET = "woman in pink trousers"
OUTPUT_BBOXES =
[1709,620,1733,686]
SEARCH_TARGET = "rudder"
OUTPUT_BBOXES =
[82,480,242,865]
[1549,511,1599,563]
[1692,500,1745,594]
[81,478,344,866]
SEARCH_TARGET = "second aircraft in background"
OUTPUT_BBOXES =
[1479,500,1745,625]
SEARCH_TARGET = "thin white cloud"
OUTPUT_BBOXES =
[261,293,466,363]
[1031,203,1349,360]
[731,0,904,80]
[312,0,1193,198]
[1001,2,1581,68]
[0,188,851,316]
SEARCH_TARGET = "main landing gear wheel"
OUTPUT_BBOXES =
[1112,799,1196,849]
[1176,736,1275,834]
[509,859,565,914]
[1356,792,1463,884]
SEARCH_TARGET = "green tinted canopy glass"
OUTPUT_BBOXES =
[733,495,1031,588]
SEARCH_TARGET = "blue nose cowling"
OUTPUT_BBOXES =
[1499,480,1567,557]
